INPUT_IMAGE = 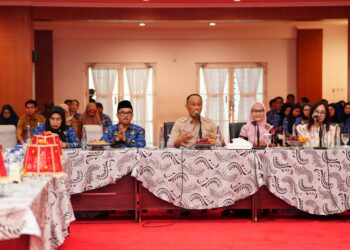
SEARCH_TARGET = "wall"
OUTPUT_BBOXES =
[0,7,33,116]
[34,20,348,143]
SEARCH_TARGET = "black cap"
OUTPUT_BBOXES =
[117,100,133,111]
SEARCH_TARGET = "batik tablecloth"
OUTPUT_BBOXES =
[63,149,138,194]
[259,148,350,215]
[0,175,75,250]
[133,148,262,209]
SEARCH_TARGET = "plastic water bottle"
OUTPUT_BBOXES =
[216,133,222,149]
[26,125,32,143]
[159,126,165,149]
[81,127,87,150]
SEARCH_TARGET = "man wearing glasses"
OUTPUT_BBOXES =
[101,100,146,148]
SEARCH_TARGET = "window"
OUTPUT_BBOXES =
[199,63,266,142]
[88,64,154,145]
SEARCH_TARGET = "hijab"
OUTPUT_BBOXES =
[79,102,101,125]
[0,104,19,126]
[59,103,74,125]
[45,106,67,142]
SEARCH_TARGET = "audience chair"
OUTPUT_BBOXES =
[229,122,246,142]
[163,122,175,147]
[0,125,17,149]
[83,125,103,142]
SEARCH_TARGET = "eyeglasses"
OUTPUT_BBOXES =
[251,109,264,113]
[118,111,133,116]
[314,111,326,115]
[50,118,62,123]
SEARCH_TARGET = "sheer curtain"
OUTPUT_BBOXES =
[124,67,153,144]
[235,67,262,122]
[91,66,118,118]
[202,67,229,140]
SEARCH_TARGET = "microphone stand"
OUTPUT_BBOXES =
[197,113,202,139]
[314,118,326,149]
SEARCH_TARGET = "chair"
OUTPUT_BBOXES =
[229,122,246,142]
[163,122,175,147]
[83,125,103,142]
[0,125,17,149]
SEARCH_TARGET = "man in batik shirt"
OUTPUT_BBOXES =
[101,100,146,148]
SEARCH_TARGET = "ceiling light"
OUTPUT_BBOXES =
[142,0,150,2]
[209,22,216,26]
[234,0,241,2]
[139,23,146,27]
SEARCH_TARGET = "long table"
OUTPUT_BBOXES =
[0,176,75,250]
[61,148,350,222]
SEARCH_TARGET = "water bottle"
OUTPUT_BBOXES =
[216,133,222,149]
[81,127,87,150]
[159,126,165,149]
[26,125,32,144]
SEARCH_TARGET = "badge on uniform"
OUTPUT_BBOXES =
[130,130,135,135]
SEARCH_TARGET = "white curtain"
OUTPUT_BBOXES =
[202,67,228,140]
[125,67,151,143]
[235,67,262,121]
[91,67,118,118]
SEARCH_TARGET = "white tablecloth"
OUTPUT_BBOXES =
[0,176,75,250]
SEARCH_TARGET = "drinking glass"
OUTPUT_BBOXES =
[263,133,272,148]
[341,133,349,148]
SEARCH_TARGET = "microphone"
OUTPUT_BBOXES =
[312,113,320,120]
[251,120,260,146]
[194,111,202,139]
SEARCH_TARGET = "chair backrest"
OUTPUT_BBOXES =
[163,122,175,147]
[0,125,17,149]
[229,122,246,142]
[83,125,103,142]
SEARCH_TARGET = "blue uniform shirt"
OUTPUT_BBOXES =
[100,113,113,132]
[101,123,146,148]
[34,123,80,148]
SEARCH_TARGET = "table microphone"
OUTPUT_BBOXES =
[312,113,325,149]
[194,111,202,139]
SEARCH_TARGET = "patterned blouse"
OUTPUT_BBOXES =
[296,123,340,148]
[34,123,80,148]
[101,123,146,148]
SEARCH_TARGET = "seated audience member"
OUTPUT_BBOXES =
[328,103,341,124]
[266,98,277,125]
[78,102,101,137]
[295,103,312,126]
[167,94,224,148]
[0,104,18,126]
[70,99,81,120]
[64,99,72,107]
[300,97,309,106]
[17,99,46,144]
[239,102,273,147]
[102,100,145,148]
[42,102,54,118]
[269,96,283,128]
[283,103,301,137]
[35,106,80,148]
[342,102,350,125]
[296,101,340,148]
[286,93,296,105]
[96,102,112,132]
[279,103,292,128]
[59,103,79,134]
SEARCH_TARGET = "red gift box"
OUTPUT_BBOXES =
[23,144,63,175]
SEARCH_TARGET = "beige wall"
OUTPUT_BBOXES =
[34,20,347,143]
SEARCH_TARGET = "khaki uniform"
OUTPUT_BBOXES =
[167,115,222,148]
[17,114,45,143]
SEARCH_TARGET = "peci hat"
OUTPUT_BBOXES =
[117,100,133,111]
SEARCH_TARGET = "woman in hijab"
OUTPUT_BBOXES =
[342,102,350,125]
[296,101,340,148]
[328,103,341,124]
[239,101,273,147]
[0,104,18,126]
[34,106,80,148]
[78,102,101,138]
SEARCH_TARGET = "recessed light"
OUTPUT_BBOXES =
[209,22,216,26]
[142,0,149,2]
[139,23,146,27]
[234,0,241,2]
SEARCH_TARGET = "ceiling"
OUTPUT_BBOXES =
[1,0,350,8]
